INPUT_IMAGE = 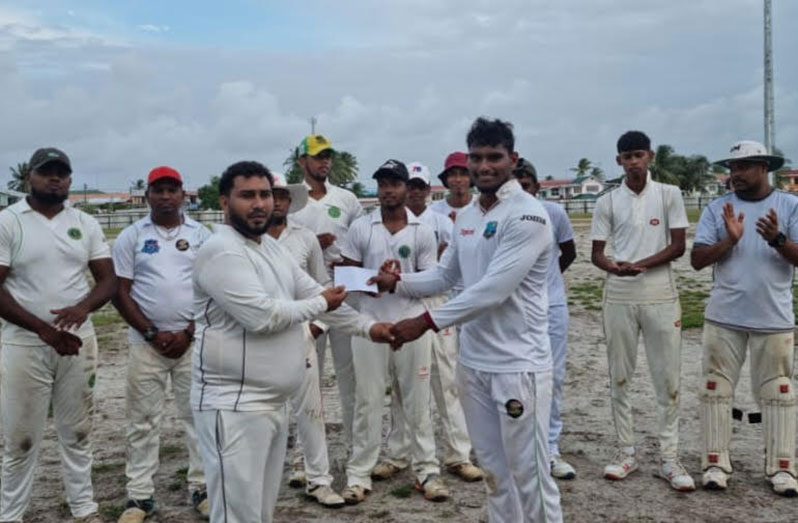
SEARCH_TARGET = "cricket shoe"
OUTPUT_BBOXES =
[551,456,576,480]
[371,461,406,480]
[117,498,155,523]
[657,459,695,492]
[341,484,370,505]
[305,484,345,508]
[447,462,484,482]
[702,467,729,490]
[414,473,450,502]
[288,464,307,488]
[192,489,210,519]
[75,513,104,523]
[603,449,638,480]
[769,471,798,497]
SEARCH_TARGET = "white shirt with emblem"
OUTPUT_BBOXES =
[191,224,373,411]
[112,215,212,343]
[291,180,363,271]
[591,173,688,303]
[429,197,472,222]
[397,180,553,373]
[0,199,110,344]
[341,208,437,322]
[415,206,453,250]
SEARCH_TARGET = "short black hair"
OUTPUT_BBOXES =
[218,161,274,196]
[617,131,651,153]
[466,117,515,153]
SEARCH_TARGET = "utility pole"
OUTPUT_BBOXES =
[310,116,317,134]
[764,0,774,154]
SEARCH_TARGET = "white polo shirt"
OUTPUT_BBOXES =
[291,180,363,271]
[429,197,472,222]
[414,206,453,249]
[543,201,574,307]
[112,215,212,343]
[341,208,437,322]
[591,173,688,303]
[275,222,331,287]
[0,198,110,344]
[398,180,553,373]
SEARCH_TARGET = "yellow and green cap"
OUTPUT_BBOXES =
[299,134,335,157]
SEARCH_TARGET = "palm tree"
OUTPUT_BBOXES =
[283,147,304,184]
[8,162,30,193]
[589,166,605,182]
[570,158,592,178]
[649,145,681,186]
[134,179,145,190]
[282,149,359,188]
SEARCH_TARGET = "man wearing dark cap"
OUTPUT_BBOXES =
[692,140,798,496]
[112,166,211,522]
[0,148,116,522]
[591,131,693,491]
[339,160,447,504]
[429,151,473,222]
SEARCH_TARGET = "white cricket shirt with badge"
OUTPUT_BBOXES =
[291,180,362,270]
[275,222,331,287]
[429,198,472,222]
[415,207,453,249]
[542,201,574,307]
[112,215,212,343]
[0,198,110,344]
[695,190,798,332]
[397,180,554,373]
[591,172,688,303]
[341,208,437,322]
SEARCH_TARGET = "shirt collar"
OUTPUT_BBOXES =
[212,223,262,247]
[496,178,522,201]
[141,212,196,228]
[302,178,330,193]
[622,171,653,196]
[369,207,421,225]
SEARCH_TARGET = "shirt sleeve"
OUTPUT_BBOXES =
[785,197,798,241]
[438,214,453,246]
[551,204,574,244]
[85,215,111,260]
[0,213,17,267]
[111,225,136,279]
[591,194,612,241]
[397,232,462,297]
[667,186,689,229]
[693,204,718,246]
[426,212,552,330]
[195,248,328,334]
[306,232,332,287]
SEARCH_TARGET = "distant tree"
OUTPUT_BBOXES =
[773,146,793,189]
[134,179,145,190]
[8,162,30,193]
[544,175,554,181]
[570,158,593,178]
[589,166,605,182]
[349,181,367,198]
[283,149,359,187]
[197,176,221,210]
[649,145,681,186]
[283,147,304,184]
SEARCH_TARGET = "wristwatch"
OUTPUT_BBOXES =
[143,325,159,342]
[768,232,787,248]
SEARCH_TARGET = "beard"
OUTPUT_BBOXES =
[230,210,270,238]
[267,215,287,227]
[30,187,68,205]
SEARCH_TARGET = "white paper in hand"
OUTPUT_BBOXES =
[334,266,378,293]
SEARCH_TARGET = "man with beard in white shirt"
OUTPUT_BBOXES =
[372,119,563,523]
[370,161,483,484]
[265,173,345,508]
[291,135,362,457]
[191,161,394,523]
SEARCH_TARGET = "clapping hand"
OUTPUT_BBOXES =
[756,208,779,243]
[722,202,745,245]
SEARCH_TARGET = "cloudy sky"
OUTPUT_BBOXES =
[1,0,796,191]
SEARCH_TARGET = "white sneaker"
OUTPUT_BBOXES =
[550,456,576,480]
[288,466,307,488]
[658,459,695,492]
[305,484,346,507]
[702,467,729,490]
[603,449,638,480]
[769,471,798,497]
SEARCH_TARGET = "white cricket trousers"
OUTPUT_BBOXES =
[289,339,333,486]
[346,334,439,489]
[385,297,472,467]
[603,300,682,458]
[195,406,287,523]
[315,329,355,447]
[0,337,99,521]
[124,342,205,500]
[457,365,562,523]
[548,304,569,457]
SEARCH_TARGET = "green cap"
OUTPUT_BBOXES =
[299,135,335,157]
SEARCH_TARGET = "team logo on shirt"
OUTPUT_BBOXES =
[398,245,411,258]
[483,221,498,238]
[176,239,190,251]
[67,227,82,240]
[650,218,660,226]
[460,228,475,236]
[141,239,160,254]
[505,399,524,418]
[327,205,342,218]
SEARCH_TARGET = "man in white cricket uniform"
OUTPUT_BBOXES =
[513,159,577,480]
[376,119,563,523]
[265,173,345,508]
[112,166,211,522]
[291,135,363,450]
[429,151,474,222]
[590,130,694,491]
[372,162,483,484]
[691,140,798,496]
[339,160,448,504]
[191,161,393,523]
[0,148,116,523]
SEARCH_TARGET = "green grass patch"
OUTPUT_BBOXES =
[389,485,413,498]
[99,502,126,519]
[92,461,125,475]
[679,289,709,329]
[92,308,124,327]
[160,443,185,458]
[686,208,702,223]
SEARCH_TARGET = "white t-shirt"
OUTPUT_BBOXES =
[542,201,574,307]
[275,222,331,287]
[112,215,212,343]
[341,208,437,322]
[429,197,473,222]
[398,180,553,373]
[415,206,453,250]
[0,199,110,344]
[695,190,798,332]
[591,173,688,303]
[291,181,363,272]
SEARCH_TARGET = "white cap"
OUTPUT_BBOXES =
[407,162,431,185]
[715,140,785,172]
[270,172,309,214]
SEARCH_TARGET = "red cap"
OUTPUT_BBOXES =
[438,151,471,187]
[147,166,182,185]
